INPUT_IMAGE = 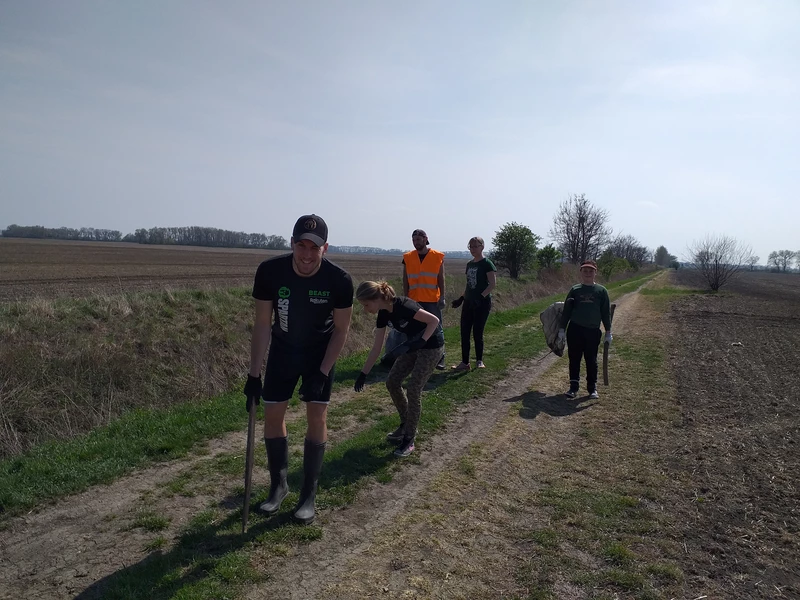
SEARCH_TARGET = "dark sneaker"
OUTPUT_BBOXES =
[386,424,405,444]
[393,437,415,457]
[589,389,599,399]
[565,388,579,399]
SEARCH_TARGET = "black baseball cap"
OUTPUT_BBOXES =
[292,214,328,246]
[411,229,429,245]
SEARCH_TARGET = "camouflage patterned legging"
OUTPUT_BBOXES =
[385,347,440,439]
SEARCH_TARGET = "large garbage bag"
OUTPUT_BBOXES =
[539,301,566,357]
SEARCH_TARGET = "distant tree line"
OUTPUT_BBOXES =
[327,245,404,255]
[2,224,289,250]
[327,246,472,258]
[124,226,288,249]
[1,224,123,242]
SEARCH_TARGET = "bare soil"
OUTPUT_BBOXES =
[0,238,411,301]
[660,271,800,597]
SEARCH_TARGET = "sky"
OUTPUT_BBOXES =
[1,1,798,262]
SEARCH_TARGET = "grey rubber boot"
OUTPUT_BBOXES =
[258,436,289,515]
[292,439,326,525]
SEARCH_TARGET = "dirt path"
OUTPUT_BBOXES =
[243,290,643,599]
[0,386,352,600]
[0,287,645,600]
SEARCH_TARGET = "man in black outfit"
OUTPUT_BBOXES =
[243,214,354,524]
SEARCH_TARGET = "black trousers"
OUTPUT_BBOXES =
[460,297,491,363]
[566,323,602,391]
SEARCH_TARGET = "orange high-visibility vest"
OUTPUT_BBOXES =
[404,249,444,302]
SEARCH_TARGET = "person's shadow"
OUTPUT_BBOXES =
[73,441,398,599]
[504,390,595,420]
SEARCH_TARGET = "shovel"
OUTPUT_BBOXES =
[603,303,617,386]
[241,400,257,533]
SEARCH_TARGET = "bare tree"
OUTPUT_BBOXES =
[549,194,612,264]
[746,255,760,271]
[767,250,797,272]
[687,235,752,291]
[606,234,650,268]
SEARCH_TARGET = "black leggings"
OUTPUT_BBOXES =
[460,297,492,363]
[566,323,602,391]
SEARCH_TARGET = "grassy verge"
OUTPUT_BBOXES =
[506,286,687,599]
[0,269,658,519]
[0,270,662,599]
[313,271,675,600]
[25,296,561,599]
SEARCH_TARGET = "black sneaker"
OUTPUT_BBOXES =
[565,388,579,398]
[393,437,415,457]
[386,424,405,444]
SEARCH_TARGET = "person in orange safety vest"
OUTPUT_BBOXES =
[401,229,446,370]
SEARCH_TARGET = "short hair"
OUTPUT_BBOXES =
[468,236,484,248]
[356,280,396,302]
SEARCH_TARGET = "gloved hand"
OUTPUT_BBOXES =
[354,371,367,392]
[604,331,613,344]
[244,374,262,412]
[451,296,464,309]
[557,329,566,343]
[437,297,446,309]
[405,336,428,352]
[301,370,328,402]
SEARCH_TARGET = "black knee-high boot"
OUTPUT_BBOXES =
[293,439,326,525]
[258,436,289,515]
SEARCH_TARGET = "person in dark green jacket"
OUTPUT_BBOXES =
[558,260,612,399]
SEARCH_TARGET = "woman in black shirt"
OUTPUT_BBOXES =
[354,280,443,457]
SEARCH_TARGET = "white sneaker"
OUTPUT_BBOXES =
[589,389,599,399]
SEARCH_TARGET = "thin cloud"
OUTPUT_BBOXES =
[637,201,659,210]
[621,61,758,97]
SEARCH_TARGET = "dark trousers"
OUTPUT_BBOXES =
[418,301,445,360]
[460,297,491,363]
[567,323,602,391]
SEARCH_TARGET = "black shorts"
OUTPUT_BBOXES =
[263,339,335,404]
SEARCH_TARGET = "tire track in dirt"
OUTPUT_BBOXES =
[243,288,645,600]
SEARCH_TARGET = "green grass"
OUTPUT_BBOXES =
[510,291,685,600]
[131,511,171,532]
[143,536,168,552]
[639,286,706,296]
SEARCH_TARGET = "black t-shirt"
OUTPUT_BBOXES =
[376,296,443,350]
[252,254,354,349]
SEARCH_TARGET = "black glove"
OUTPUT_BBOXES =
[451,296,464,309]
[354,371,367,392]
[405,336,428,352]
[243,374,262,412]
[301,370,328,402]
